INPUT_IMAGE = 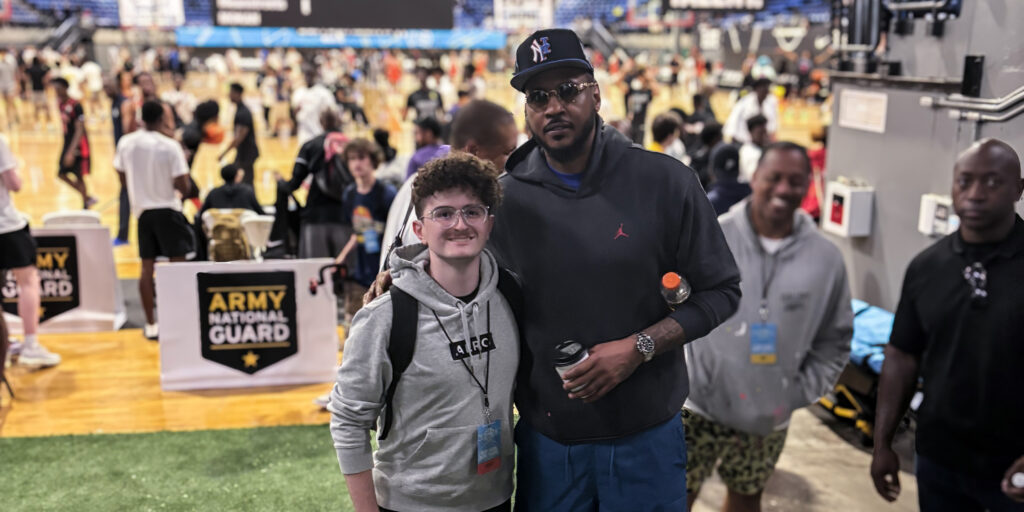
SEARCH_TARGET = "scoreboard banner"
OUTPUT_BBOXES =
[213,0,454,29]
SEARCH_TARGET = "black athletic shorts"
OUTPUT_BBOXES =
[58,156,90,177]
[0,225,37,271]
[137,208,195,260]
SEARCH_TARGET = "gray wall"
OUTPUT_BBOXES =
[887,0,1024,98]
[827,1,1024,311]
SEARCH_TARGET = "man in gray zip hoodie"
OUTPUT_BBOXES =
[328,154,518,512]
[683,142,853,511]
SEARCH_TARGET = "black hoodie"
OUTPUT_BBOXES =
[199,183,265,216]
[490,119,741,443]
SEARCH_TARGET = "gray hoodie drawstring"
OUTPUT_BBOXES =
[456,301,486,360]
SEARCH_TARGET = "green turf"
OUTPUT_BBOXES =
[0,424,353,511]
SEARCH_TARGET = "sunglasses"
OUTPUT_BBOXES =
[525,81,598,110]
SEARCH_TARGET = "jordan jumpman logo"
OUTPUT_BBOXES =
[614,223,630,240]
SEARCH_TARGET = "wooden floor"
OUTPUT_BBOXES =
[0,328,344,437]
[0,73,822,438]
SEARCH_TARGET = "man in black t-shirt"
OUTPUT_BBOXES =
[872,139,1024,511]
[219,83,260,186]
[623,70,654,145]
[403,70,443,122]
[26,57,51,127]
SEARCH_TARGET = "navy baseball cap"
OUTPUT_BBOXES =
[511,29,594,92]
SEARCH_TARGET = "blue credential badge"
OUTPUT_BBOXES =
[477,420,501,474]
[750,323,778,365]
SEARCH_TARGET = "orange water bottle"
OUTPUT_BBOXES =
[661,272,691,307]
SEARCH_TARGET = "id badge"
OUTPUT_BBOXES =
[363,228,380,254]
[476,420,501,475]
[750,323,778,365]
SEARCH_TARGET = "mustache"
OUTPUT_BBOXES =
[543,118,573,133]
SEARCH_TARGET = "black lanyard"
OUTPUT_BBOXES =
[431,303,492,415]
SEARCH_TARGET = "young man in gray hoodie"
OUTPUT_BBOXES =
[683,142,853,512]
[328,153,517,512]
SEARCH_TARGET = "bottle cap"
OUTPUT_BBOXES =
[662,272,681,290]
[1012,472,1024,488]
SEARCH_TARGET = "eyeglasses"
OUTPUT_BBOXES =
[423,205,490,229]
[963,262,988,308]
[525,81,598,110]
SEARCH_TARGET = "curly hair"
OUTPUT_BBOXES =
[343,138,384,168]
[412,153,503,217]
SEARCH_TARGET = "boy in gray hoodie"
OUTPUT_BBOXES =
[328,153,518,512]
[683,142,853,511]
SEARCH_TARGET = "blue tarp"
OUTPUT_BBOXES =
[850,299,894,375]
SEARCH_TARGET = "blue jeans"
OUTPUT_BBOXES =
[514,413,687,512]
[916,454,1024,512]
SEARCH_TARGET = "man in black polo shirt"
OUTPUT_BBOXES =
[219,83,260,186]
[871,138,1024,511]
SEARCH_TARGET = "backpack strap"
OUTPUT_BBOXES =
[380,284,418,441]
[496,267,524,330]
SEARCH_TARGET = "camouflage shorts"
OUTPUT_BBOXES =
[682,407,788,496]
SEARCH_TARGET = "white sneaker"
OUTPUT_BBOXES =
[313,393,331,409]
[144,324,159,341]
[17,343,61,368]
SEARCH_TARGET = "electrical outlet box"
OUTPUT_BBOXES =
[823,180,874,238]
[918,194,959,236]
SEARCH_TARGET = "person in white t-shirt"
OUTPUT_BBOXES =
[0,49,19,127]
[738,114,770,183]
[80,59,103,118]
[291,68,335,146]
[113,101,193,341]
[723,78,778,145]
[0,136,62,371]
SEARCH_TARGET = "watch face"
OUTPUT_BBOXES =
[638,333,655,354]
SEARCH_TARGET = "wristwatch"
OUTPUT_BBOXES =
[635,332,655,363]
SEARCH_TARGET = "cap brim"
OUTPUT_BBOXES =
[510,59,594,91]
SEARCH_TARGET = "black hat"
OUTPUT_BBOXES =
[511,29,594,92]
[413,116,442,137]
[710,143,741,181]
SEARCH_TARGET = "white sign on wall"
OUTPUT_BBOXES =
[838,89,888,134]
[119,0,185,28]
[493,0,554,31]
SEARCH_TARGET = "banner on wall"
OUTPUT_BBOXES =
[2,236,81,323]
[213,0,454,29]
[176,26,506,50]
[664,0,764,11]
[197,271,298,375]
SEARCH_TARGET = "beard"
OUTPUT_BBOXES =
[536,112,597,164]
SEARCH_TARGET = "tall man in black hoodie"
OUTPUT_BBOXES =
[493,29,741,510]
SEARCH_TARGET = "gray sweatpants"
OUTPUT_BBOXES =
[299,222,355,266]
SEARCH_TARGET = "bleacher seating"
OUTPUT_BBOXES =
[183,0,212,26]
[22,0,119,26]
[455,0,493,28]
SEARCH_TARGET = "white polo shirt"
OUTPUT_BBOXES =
[113,129,189,217]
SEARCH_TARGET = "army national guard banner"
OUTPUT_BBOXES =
[157,259,338,391]
[2,225,126,333]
